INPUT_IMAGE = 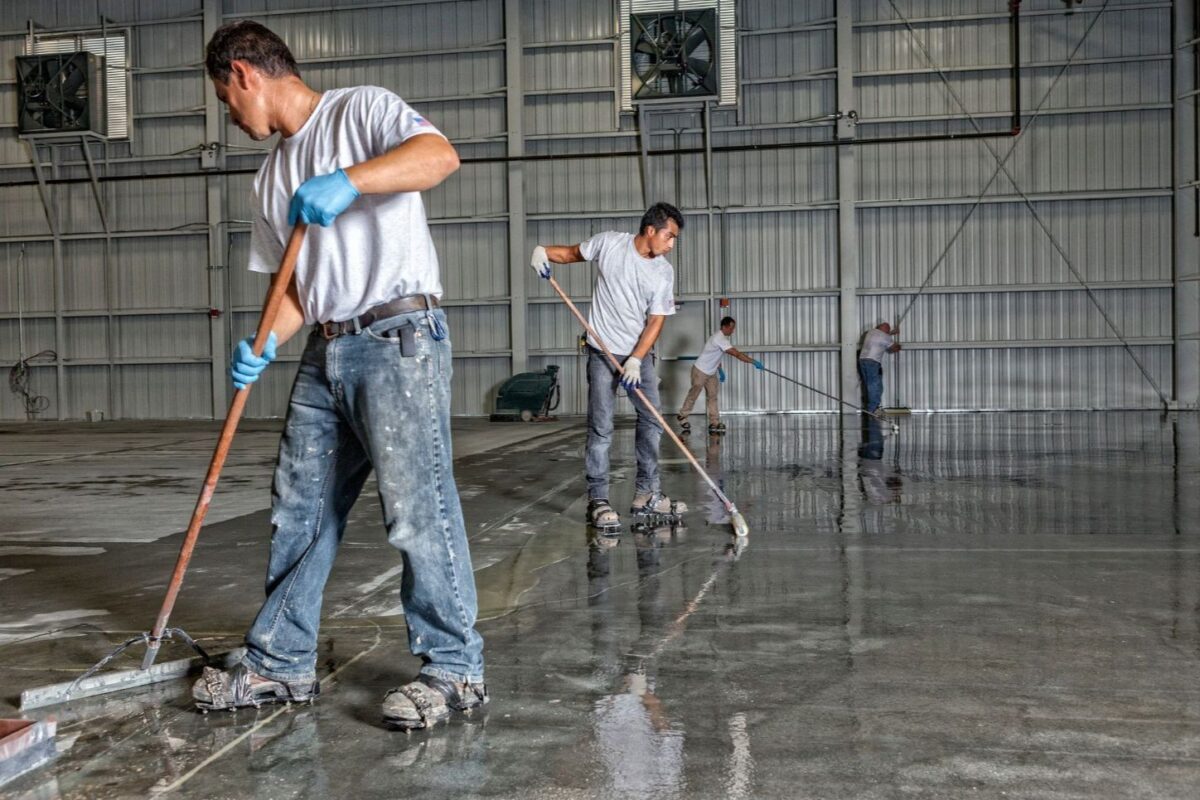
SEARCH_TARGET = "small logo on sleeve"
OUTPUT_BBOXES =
[412,115,434,127]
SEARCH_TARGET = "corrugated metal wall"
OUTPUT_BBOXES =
[0,0,1185,419]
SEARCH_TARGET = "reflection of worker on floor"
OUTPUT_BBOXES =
[858,417,903,507]
[858,321,901,413]
[676,317,762,435]
[588,526,684,797]
[699,433,730,527]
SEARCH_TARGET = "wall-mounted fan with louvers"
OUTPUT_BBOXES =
[631,9,719,102]
[16,52,106,137]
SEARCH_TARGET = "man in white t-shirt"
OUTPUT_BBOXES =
[191,21,485,732]
[531,204,689,532]
[858,321,901,413]
[675,316,762,435]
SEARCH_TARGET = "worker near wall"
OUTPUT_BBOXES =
[675,316,762,435]
[194,21,486,731]
[531,204,689,533]
[858,320,902,414]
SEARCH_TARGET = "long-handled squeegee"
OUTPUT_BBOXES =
[546,275,750,538]
[19,224,308,711]
[759,366,900,434]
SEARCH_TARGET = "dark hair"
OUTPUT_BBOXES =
[205,21,300,83]
[639,202,685,236]
[720,316,735,328]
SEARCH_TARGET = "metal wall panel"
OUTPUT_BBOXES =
[63,317,109,360]
[450,356,511,416]
[858,197,1171,289]
[524,93,616,137]
[435,221,509,300]
[0,0,1180,417]
[859,289,1173,343]
[721,351,841,413]
[523,45,612,92]
[0,319,56,362]
[890,345,1172,411]
[520,0,613,42]
[857,112,1170,201]
[0,242,55,313]
[243,2,501,58]
[64,366,110,418]
[741,0,835,28]
[0,365,56,419]
[724,297,841,347]
[116,363,211,418]
[446,305,511,354]
[525,155,644,214]
[302,51,504,97]
[721,211,839,293]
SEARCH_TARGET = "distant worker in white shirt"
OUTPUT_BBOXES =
[675,317,762,435]
[531,204,689,534]
[858,321,901,413]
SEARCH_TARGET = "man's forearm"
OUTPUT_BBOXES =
[728,348,754,364]
[631,315,666,360]
[344,134,460,194]
[544,245,585,263]
[260,276,307,346]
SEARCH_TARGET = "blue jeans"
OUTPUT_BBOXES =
[242,308,484,685]
[859,358,883,413]
[586,347,663,501]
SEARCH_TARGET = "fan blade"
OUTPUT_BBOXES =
[634,37,662,57]
[686,56,712,78]
[682,22,711,53]
[637,63,663,93]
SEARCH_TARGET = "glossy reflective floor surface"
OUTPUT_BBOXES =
[1,412,1198,799]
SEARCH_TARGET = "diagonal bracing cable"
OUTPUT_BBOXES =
[885,0,1170,407]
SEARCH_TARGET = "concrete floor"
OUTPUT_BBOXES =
[0,412,1198,799]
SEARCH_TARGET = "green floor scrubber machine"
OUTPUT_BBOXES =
[491,365,561,422]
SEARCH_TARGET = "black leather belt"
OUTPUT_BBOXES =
[319,295,439,339]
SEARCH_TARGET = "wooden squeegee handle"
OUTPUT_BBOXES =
[142,224,307,669]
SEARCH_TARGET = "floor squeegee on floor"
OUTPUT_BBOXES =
[19,224,310,712]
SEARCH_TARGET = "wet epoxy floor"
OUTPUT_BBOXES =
[1,412,1198,799]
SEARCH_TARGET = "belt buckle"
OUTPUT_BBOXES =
[321,321,340,339]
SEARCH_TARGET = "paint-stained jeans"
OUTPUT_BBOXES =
[859,357,884,413]
[586,346,663,501]
[242,308,484,685]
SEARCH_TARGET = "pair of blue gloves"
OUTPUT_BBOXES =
[230,169,360,388]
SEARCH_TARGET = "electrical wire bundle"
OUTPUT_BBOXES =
[9,350,56,418]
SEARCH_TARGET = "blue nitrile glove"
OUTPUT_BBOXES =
[230,331,277,390]
[288,168,360,227]
[530,245,551,279]
[718,366,726,383]
[752,359,764,370]
[620,356,643,390]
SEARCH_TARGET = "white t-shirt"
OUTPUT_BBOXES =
[694,331,732,375]
[248,86,445,324]
[860,328,894,362]
[578,232,676,355]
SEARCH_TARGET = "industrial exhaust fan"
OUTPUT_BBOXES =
[16,52,106,137]
[631,8,719,101]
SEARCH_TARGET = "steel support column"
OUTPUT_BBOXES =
[204,0,230,417]
[836,0,861,412]
[1174,0,1200,409]
[505,0,528,374]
